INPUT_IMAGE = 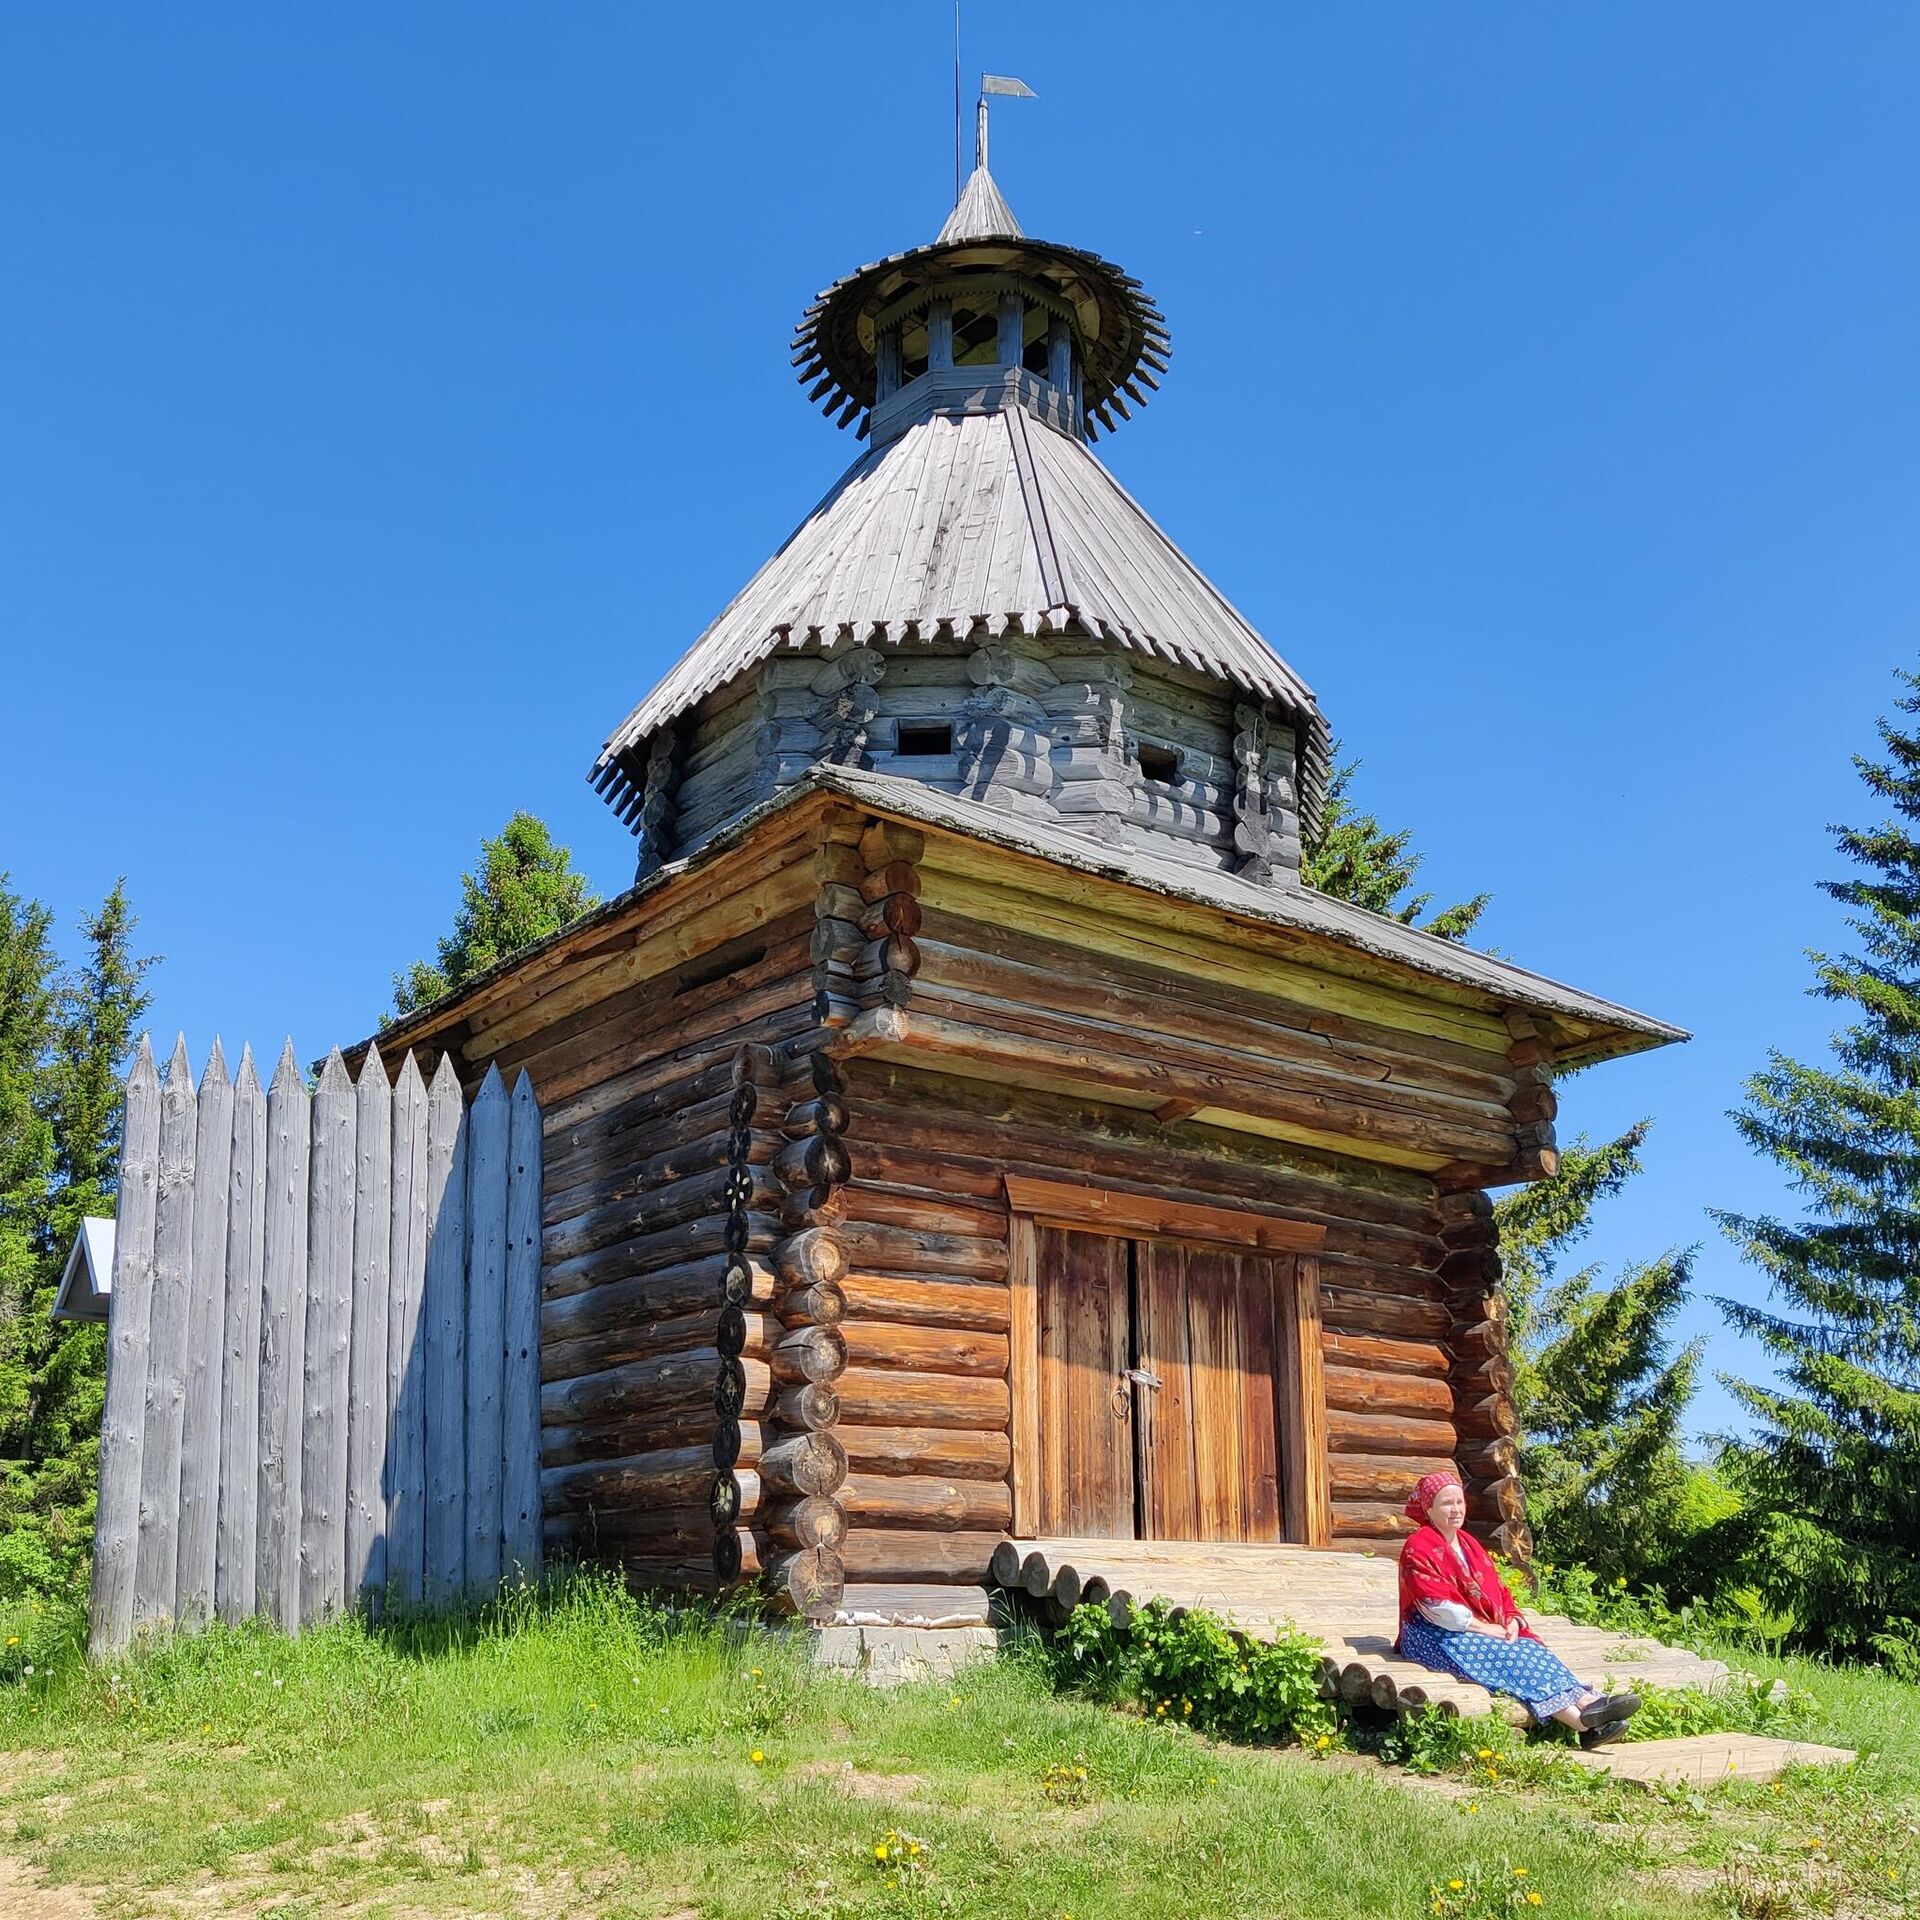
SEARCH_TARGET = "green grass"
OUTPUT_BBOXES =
[0,1575,1914,1920]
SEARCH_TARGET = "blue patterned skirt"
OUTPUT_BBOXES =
[1397,1616,1587,1723]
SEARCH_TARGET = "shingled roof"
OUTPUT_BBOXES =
[592,404,1331,836]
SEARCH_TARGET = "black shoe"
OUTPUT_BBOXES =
[1580,1714,1634,1750]
[1579,1692,1641,1729]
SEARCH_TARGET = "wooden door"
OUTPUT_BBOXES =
[1134,1239,1287,1544]
[1034,1225,1134,1537]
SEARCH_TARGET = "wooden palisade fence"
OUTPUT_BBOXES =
[90,1035,543,1655]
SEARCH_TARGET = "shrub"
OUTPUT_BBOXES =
[1044,1598,1334,1746]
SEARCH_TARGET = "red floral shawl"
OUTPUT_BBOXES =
[1396,1523,1539,1639]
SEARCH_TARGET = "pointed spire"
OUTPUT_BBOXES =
[128,1032,159,1095]
[165,1032,195,1095]
[937,165,1023,244]
[356,1038,388,1092]
[233,1041,260,1098]
[270,1038,305,1098]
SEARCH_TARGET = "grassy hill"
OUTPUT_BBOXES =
[0,1575,1913,1919]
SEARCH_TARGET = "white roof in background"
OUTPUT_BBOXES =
[52,1216,116,1322]
[595,406,1329,809]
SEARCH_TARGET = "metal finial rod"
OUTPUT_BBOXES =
[976,96,990,172]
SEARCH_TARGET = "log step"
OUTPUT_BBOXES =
[988,1538,1729,1722]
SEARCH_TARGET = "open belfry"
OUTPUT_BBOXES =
[362,141,1680,1627]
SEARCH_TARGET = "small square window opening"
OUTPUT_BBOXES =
[895,723,953,757]
[1139,744,1180,785]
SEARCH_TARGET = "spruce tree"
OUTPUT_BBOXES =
[0,878,154,1594]
[1303,752,1490,941]
[1716,668,1920,1653]
[390,812,601,1019]
[1497,1126,1708,1586]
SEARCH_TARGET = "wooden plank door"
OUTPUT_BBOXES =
[1035,1224,1134,1537]
[1135,1240,1287,1544]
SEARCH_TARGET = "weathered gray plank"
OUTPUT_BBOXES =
[346,1043,392,1606]
[385,1051,430,1608]
[133,1035,200,1633]
[217,1044,267,1624]
[174,1038,233,1631]
[90,1036,162,1655]
[257,1041,311,1634]
[501,1070,544,1583]
[299,1048,356,1627]
[422,1054,469,1607]
[463,1063,509,1593]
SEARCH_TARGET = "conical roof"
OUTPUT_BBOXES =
[592,406,1330,833]
[936,164,1023,243]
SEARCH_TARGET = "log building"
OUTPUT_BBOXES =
[355,155,1680,1621]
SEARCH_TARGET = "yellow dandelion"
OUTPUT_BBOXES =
[4,1637,16,1647]
[1448,1879,1464,1892]
[908,1841,921,1856]
[948,1694,961,1707]
[1466,1802,1479,1815]
[1512,1867,1529,1877]
[1315,1734,1331,1750]
[874,1844,889,1861]
[1477,1748,1492,1759]
[750,1749,765,1765]
[202,1721,212,1735]
[1155,1702,1167,1716]
[1526,1895,1542,1908]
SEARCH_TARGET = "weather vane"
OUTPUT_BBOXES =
[953,5,1034,198]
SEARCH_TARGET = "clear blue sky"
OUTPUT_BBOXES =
[4,6,1916,1441]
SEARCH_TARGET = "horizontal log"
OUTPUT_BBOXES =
[541,1405,715,1469]
[723,1476,847,1552]
[1319,1330,1450,1378]
[543,1446,717,1516]
[542,1309,768,1386]
[772,1382,841,1432]
[844,1182,1008,1241]
[838,1271,1011,1333]
[1323,1365,1454,1419]
[543,1057,741,1169]
[544,1211,781,1300]
[773,1135,853,1193]
[835,1367,1011,1431]
[782,1094,849,1139]
[542,1256,775,1343]
[546,1503,713,1556]
[1320,1285,1452,1343]
[542,1101,763,1225]
[837,1222,1009,1283]
[837,1425,1012,1480]
[770,1325,849,1385]
[838,1321,1010,1379]
[779,1281,846,1328]
[1328,1454,1436,1502]
[541,1346,721,1430]
[751,1430,848,1496]
[544,1164,783,1266]
[608,1556,723,1595]
[841,1473,1012,1532]
[775,1227,848,1288]
[1332,1502,1415,1539]
[837,1529,1002,1584]
[1326,1408,1457,1457]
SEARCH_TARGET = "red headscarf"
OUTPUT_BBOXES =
[1403,1469,1462,1526]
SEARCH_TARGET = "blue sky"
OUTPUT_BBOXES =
[4,5,1916,1439]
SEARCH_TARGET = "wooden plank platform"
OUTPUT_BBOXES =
[990,1539,1730,1723]
[1565,1733,1854,1788]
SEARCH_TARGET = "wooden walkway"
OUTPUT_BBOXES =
[989,1539,1730,1722]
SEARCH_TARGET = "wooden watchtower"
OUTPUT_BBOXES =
[358,159,1679,1621]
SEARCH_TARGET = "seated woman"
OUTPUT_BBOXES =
[1396,1471,1639,1746]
